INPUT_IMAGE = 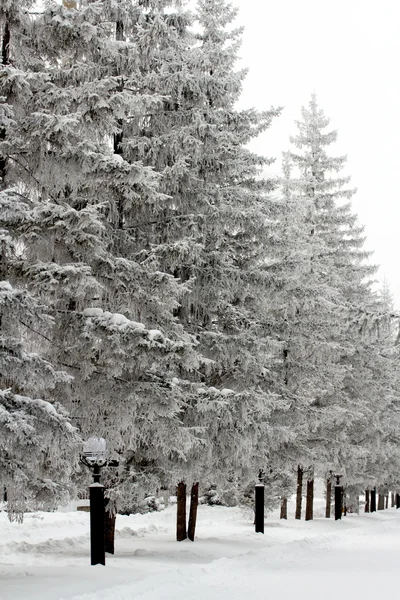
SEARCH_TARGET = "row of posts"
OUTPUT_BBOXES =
[254,480,343,532]
[255,475,400,533]
[90,471,400,561]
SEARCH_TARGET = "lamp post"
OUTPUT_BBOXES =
[81,438,107,566]
[255,470,265,534]
[334,474,343,521]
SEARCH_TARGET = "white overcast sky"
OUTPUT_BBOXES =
[233,0,400,306]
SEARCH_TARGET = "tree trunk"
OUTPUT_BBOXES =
[0,20,10,188]
[295,466,303,520]
[325,479,332,518]
[187,482,199,541]
[365,489,370,513]
[391,492,395,508]
[305,478,314,521]
[280,496,287,520]
[114,19,125,230]
[104,507,116,554]
[385,494,388,509]
[2,20,10,67]
[378,493,385,510]
[176,481,187,541]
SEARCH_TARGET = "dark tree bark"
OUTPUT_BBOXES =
[365,490,370,513]
[378,493,385,510]
[385,494,388,509]
[1,20,10,67]
[187,482,199,541]
[391,492,395,508]
[280,496,287,520]
[114,19,125,230]
[176,481,187,541]
[295,466,303,520]
[305,477,314,521]
[325,478,332,518]
[0,20,10,188]
[104,505,116,554]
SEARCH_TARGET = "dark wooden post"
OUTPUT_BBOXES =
[188,482,199,541]
[176,481,187,541]
[295,466,303,520]
[305,476,314,521]
[255,483,265,534]
[325,478,332,518]
[89,483,105,566]
[334,476,342,521]
[365,489,370,513]
[280,496,288,520]
[370,488,376,512]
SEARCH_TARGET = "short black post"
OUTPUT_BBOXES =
[90,482,105,566]
[334,475,342,521]
[396,493,400,509]
[255,483,265,534]
[370,488,376,513]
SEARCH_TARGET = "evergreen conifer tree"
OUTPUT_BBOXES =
[0,0,204,530]
[142,0,284,503]
[97,0,285,530]
[272,96,384,502]
[0,1,80,517]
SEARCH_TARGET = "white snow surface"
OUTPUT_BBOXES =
[0,495,399,600]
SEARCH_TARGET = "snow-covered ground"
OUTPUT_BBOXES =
[0,494,398,600]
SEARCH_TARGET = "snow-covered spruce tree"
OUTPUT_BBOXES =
[0,278,80,518]
[126,0,284,534]
[269,95,383,515]
[263,156,345,517]
[347,286,400,501]
[0,3,81,518]
[0,0,207,542]
[82,0,286,535]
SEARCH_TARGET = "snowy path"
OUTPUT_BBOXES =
[1,502,399,600]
